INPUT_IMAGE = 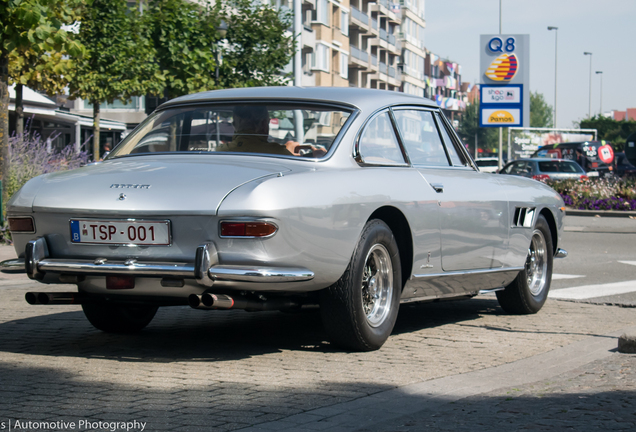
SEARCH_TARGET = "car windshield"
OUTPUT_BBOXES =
[538,161,584,173]
[108,103,353,159]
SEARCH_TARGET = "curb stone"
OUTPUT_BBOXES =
[565,208,636,218]
[618,333,636,353]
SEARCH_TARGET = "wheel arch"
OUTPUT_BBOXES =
[539,207,558,254]
[368,206,413,290]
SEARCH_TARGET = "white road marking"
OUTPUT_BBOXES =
[552,274,585,280]
[549,280,636,300]
[618,261,636,266]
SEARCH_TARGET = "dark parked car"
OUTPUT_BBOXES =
[500,158,588,181]
[614,152,636,178]
[532,141,614,177]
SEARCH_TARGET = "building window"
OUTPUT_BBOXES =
[312,43,330,72]
[341,11,349,36]
[340,52,348,79]
[316,0,329,26]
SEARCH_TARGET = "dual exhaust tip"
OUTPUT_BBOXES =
[188,293,235,309]
[25,292,82,305]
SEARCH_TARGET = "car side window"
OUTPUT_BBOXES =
[434,113,465,167]
[393,110,450,167]
[358,111,406,165]
[509,161,527,174]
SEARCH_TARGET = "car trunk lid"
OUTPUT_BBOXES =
[31,155,291,215]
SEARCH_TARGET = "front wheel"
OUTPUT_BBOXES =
[496,214,553,314]
[82,303,158,333]
[320,220,402,351]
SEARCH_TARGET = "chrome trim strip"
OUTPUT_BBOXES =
[555,248,568,258]
[0,258,26,273]
[208,265,314,283]
[38,259,196,278]
[412,266,524,279]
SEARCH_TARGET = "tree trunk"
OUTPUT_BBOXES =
[15,84,24,137]
[93,101,100,161]
[0,53,10,220]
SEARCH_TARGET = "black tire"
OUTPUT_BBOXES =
[320,220,402,351]
[496,214,553,314]
[82,303,158,333]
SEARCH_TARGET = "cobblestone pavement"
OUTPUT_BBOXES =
[360,354,636,432]
[0,273,635,432]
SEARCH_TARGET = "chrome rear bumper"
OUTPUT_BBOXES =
[0,237,314,285]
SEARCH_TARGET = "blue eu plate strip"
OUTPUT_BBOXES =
[70,220,81,242]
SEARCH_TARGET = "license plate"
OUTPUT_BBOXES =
[70,219,171,245]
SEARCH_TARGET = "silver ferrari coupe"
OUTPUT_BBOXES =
[1,87,567,351]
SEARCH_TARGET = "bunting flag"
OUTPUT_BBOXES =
[446,62,455,75]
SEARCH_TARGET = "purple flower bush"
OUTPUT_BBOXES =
[5,125,90,211]
[547,177,636,211]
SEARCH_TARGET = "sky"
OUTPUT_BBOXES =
[423,0,636,129]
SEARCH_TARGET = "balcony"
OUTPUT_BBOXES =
[380,28,388,41]
[371,18,378,30]
[351,45,369,63]
[388,66,396,78]
[388,33,396,46]
[379,62,387,75]
[371,54,378,66]
[351,6,369,27]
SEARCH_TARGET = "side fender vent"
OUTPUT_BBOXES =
[513,207,535,228]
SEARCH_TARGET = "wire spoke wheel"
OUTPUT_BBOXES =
[361,244,393,327]
[526,229,548,296]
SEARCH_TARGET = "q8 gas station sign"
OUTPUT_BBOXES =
[479,34,530,128]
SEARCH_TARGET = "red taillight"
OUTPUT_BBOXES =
[8,217,35,233]
[220,221,278,237]
[106,276,135,290]
[532,174,550,181]
[580,175,589,181]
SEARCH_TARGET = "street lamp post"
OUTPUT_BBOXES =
[548,26,558,128]
[596,71,603,116]
[584,52,593,118]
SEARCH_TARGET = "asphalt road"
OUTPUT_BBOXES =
[551,215,636,306]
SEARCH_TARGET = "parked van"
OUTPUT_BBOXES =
[532,141,614,177]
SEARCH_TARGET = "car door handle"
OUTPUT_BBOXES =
[430,183,444,193]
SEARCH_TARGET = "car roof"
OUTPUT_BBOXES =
[159,86,438,112]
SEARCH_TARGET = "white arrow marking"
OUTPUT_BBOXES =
[549,280,636,300]
[618,261,636,266]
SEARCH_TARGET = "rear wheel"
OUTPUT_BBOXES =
[82,303,158,333]
[496,215,553,314]
[320,220,401,351]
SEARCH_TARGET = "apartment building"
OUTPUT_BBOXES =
[301,0,467,121]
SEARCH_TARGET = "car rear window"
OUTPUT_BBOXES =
[538,161,584,173]
[476,160,499,167]
[108,103,353,159]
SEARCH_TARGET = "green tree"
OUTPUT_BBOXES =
[69,0,164,160]
[9,37,76,136]
[580,115,636,151]
[146,0,294,100]
[530,91,553,128]
[218,0,294,88]
[1,0,83,210]
[457,101,498,155]
[145,0,219,99]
